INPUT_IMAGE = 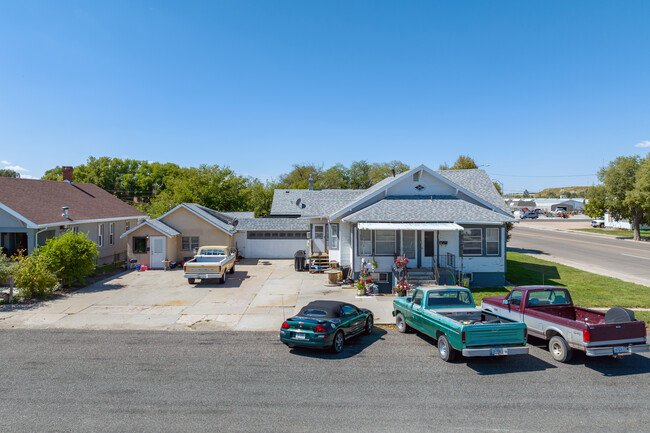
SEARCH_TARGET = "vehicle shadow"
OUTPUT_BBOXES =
[568,351,650,376]
[192,271,251,288]
[287,327,388,360]
[507,246,550,256]
[415,332,557,374]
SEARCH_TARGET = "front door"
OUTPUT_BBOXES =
[421,231,435,268]
[312,224,326,253]
[149,236,166,269]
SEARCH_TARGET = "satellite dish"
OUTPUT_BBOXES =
[232,218,239,227]
[296,198,301,206]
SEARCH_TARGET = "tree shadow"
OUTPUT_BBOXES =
[287,327,387,360]
[506,250,563,286]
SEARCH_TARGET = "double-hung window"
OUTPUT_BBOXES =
[329,224,339,250]
[462,228,482,255]
[109,222,115,245]
[486,228,500,255]
[181,236,200,251]
[375,230,396,256]
[98,224,104,248]
[358,230,372,255]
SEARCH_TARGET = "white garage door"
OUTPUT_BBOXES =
[245,239,308,259]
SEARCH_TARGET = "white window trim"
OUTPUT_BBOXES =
[374,230,396,256]
[486,227,500,256]
[109,222,115,246]
[329,224,339,250]
[462,228,482,256]
[98,223,104,248]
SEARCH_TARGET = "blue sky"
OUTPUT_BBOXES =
[1,1,649,193]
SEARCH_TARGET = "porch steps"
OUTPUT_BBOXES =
[405,270,436,287]
[309,253,330,274]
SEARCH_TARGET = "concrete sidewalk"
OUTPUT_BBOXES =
[0,259,397,331]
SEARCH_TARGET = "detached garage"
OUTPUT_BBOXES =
[234,217,309,259]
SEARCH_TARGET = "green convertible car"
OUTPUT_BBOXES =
[280,300,374,353]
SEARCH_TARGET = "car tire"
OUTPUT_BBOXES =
[229,264,235,274]
[395,312,409,333]
[332,331,345,354]
[364,315,374,335]
[599,223,604,228]
[221,272,227,284]
[437,334,457,362]
[549,335,572,363]
[188,278,195,285]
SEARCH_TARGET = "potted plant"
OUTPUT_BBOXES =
[394,281,410,297]
[394,256,409,269]
[356,277,366,296]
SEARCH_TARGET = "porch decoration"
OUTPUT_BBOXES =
[356,276,378,296]
[394,281,410,297]
[394,256,409,268]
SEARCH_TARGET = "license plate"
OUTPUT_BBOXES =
[613,346,628,354]
[294,333,306,340]
[491,348,505,356]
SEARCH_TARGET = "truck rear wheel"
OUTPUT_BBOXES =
[549,336,572,363]
[229,264,235,274]
[221,272,227,284]
[187,278,195,285]
[437,335,457,362]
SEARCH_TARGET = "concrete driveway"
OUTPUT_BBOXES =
[0,259,395,331]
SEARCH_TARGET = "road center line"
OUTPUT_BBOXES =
[514,231,650,253]
[621,253,650,261]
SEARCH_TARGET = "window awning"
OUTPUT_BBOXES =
[357,222,464,231]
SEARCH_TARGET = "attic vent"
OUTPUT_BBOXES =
[415,184,425,191]
[413,172,420,182]
[61,206,69,219]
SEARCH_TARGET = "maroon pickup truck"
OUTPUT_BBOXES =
[482,286,649,362]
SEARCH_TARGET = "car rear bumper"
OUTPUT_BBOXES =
[462,346,529,357]
[586,343,650,357]
[280,331,332,349]
[184,273,223,279]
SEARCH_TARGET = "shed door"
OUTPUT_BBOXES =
[149,236,166,269]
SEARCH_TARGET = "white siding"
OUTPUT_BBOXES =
[386,170,456,197]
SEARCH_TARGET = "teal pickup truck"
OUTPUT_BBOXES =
[393,286,529,362]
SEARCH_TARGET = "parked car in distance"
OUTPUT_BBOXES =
[393,286,529,362]
[482,286,649,362]
[591,219,605,228]
[280,300,373,353]
[520,211,538,219]
[183,246,236,284]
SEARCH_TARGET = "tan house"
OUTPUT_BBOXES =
[0,167,145,266]
[121,203,237,269]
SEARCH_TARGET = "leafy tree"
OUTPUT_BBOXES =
[584,185,606,218]
[440,155,478,170]
[368,161,410,184]
[348,160,373,189]
[590,155,645,240]
[624,155,650,240]
[38,231,99,286]
[277,163,322,189]
[0,169,19,178]
[522,189,530,198]
[493,181,503,195]
[320,164,350,189]
[146,164,251,217]
[13,252,58,299]
[245,179,276,217]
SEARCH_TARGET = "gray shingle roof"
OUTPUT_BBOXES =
[435,169,511,214]
[342,196,515,223]
[270,189,363,217]
[182,203,236,234]
[223,211,255,219]
[120,219,180,239]
[235,217,310,231]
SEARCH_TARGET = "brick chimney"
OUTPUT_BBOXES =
[62,166,74,182]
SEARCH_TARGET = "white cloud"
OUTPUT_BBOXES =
[20,174,34,179]
[5,165,28,172]
[634,140,650,148]
[1,160,10,165]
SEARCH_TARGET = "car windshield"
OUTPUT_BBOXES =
[427,290,473,308]
[527,290,570,306]
[200,248,227,256]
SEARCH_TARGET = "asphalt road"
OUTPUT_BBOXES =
[509,225,650,286]
[1,330,648,433]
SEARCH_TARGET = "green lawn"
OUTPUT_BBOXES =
[472,251,650,326]
[572,228,650,239]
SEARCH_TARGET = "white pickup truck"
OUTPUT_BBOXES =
[183,246,236,285]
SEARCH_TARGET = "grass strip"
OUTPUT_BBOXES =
[572,228,650,239]
[472,251,650,326]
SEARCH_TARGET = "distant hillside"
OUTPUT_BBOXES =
[534,186,592,198]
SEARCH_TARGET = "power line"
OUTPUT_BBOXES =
[487,173,595,178]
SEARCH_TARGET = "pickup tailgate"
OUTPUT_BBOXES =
[464,322,527,347]
[184,263,222,273]
[587,320,647,345]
